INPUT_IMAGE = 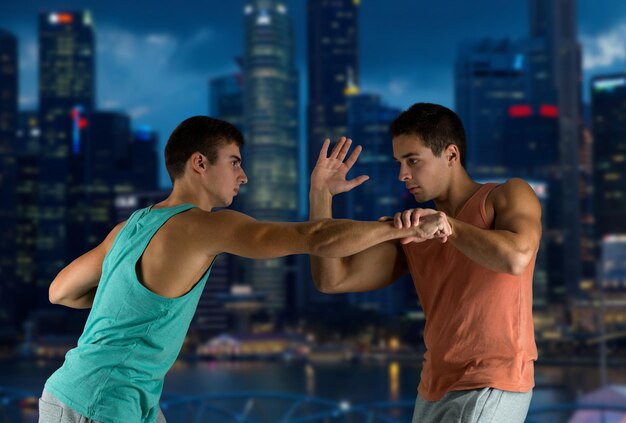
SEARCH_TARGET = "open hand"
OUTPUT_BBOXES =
[310,137,369,196]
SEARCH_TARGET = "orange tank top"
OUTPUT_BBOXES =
[402,183,537,401]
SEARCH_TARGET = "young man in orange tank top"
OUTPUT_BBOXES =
[309,103,542,422]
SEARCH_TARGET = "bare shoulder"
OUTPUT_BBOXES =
[488,178,540,217]
[181,208,254,229]
[492,178,538,204]
[167,208,257,254]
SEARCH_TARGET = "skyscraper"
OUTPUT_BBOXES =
[131,126,159,192]
[344,93,410,315]
[16,112,41,322]
[67,111,131,259]
[205,74,245,334]
[0,29,18,333]
[242,0,300,315]
[38,11,95,287]
[210,74,244,132]
[455,38,531,177]
[530,0,583,299]
[591,74,626,238]
[307,0,359,179]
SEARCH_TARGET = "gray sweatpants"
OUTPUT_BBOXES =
[38,388,167,423]
[412,388,532,423]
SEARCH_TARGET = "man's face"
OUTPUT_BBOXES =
[204,142,247,207]
[392,134,450,203]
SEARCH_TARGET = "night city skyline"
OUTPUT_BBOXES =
[2,0,626,187]
[2,1,626,421]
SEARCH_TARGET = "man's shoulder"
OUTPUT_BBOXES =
[487,178,539,212]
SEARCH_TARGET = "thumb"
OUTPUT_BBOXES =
[378,215,393,222]
[349,175,369,189]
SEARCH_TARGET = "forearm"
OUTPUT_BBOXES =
[54,287,97,309]
[49,253,102,306]
[449,218,535,275]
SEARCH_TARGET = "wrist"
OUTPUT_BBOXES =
[448,217,459,241]
[309,187,333,199]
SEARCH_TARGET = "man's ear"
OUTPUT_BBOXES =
[190,152,207,174]
[445,144,460,166]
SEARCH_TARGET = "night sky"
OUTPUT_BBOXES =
[2,0,625,187]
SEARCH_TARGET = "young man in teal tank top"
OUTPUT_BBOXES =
[308,103,542,422]
[39,116,451,423]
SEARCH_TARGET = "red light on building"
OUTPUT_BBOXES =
[57,13,74,24]
[508,105,532,118]
[78,118,88,129]
[539,105,559,118]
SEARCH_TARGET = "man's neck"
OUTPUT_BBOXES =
[433,170,481,217]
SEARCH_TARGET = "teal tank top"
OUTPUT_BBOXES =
[46,204,212,423]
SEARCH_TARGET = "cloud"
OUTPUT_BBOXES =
[581,23,626,70]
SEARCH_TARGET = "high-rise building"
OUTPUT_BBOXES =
[307,0,359,181]
[242,0,300,315]
[210,74,244,132]
[131,125,159,192]
[206,74,246,332]
[591,74,626,239]
[0,29,18,334]
[68,111,131,259]
[15,113,43,330]
[38,11,95,287]
[344,93,410,315]
[455,38,530,177]
[16,112,42,319]
[530,0,583,299]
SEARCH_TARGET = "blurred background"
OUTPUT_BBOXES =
[1,0,626,422]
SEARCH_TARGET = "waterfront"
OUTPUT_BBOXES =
[2,359,625,422]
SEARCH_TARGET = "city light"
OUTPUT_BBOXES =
[48,13,74,25]
[593,77,626,93]
[508,104,532,118]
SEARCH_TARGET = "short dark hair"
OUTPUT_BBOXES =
[164,116,244,184]
[390,103,467,166]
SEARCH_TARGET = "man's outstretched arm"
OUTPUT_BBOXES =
[194,208,434,261]
[49,221,125,308]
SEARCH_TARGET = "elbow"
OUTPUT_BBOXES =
[317,284,341,294]
[312,275,344,294]
[507,250,534,276]
[48,281,65,305]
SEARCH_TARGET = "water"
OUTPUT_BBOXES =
[1,360,625,422]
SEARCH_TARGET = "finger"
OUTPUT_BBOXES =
[337,138,352,162]
[344,145,362,169]
[400,237,413,245]
[378,215,392,222]
[348,175,369,189]
[394,212,402,229]
[317,138,331,162]
[411,210,421,227]
[329,137,347,159]
[402,209,413,228]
